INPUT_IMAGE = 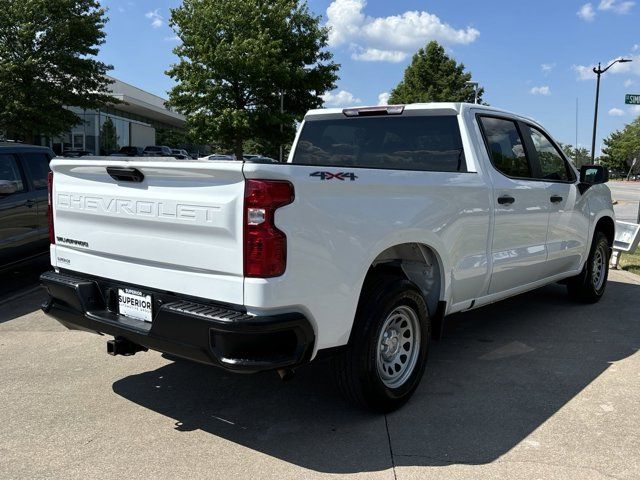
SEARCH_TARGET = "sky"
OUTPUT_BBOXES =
[99,0,640,154]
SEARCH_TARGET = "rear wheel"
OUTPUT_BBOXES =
[332,275,430,412]
[567,231,610,303]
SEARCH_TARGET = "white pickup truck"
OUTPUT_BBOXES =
[41,103,614,412]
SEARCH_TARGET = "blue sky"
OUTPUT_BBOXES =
[100,0,640,154]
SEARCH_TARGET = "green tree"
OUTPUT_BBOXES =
[156,128,190,148]
[389,41,484,105]
[99,117,118,154]
[167,0,339,159]
[601,117,640,174]
[0,0,116,143]
[559,143,591,168]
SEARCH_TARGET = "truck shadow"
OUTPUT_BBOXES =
[112,279,640,473]
[0,255,51,324]
[0,289,49,324]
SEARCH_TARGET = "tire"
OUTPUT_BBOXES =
[566,231,610,303]
[332,275,430,413]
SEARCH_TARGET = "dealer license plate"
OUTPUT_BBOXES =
[118,288,153,323]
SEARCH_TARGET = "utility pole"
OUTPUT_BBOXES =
[590,58,632,162]
[279,92,284,162]
[575,97,579,165]
[465,81,479,104]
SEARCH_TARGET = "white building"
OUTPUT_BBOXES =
[50,76,186,155]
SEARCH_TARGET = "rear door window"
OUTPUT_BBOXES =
[292,115,467,172]
[20,153,51,190]
[478,116,532,179]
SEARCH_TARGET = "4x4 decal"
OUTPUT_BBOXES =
[310,171,358,181]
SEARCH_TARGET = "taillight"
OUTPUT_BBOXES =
[47,171,55,244]
[244,179,294,277]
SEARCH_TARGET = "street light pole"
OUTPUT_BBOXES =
[590,58,632,163]
[279,91,284,163]
[465,81,479,104]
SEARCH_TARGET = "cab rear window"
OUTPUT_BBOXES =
[292,115,466,172]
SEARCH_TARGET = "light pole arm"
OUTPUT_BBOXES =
[597,58,628,74]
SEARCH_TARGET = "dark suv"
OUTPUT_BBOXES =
[0,143,55,269]
[143,145,172,156]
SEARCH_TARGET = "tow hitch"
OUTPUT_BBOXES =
[107,337,148,356]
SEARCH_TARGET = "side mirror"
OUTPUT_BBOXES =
[579,165,608,193]
[0,180,18,196]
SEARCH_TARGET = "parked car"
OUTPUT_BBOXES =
[0,143,54,269]
[143,146,172,156]
[205,154,235,161]
[111,146,145,157]
[62,149,91,158]
[170,149,190,160]
[41,103,615,412]
[246,156,279,164]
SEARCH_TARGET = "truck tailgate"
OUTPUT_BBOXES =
[50,159,245,305]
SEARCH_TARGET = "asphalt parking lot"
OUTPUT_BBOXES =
[610,181,640,223]
[1,270,639,480]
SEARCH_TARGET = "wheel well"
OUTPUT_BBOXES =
[595,216,615,247]
[363,243,442,317]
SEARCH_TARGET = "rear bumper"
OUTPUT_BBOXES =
[40,271,314,373]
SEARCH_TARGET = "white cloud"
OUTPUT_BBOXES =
[598,0,635,13]
[541,63,555,73]
[629,105,640,115]
[609,108,626,116]
[573,64,595,80]
[164,36,180,42]
[321,90,362,107]
[530,86,551,95]
[577,3,596,21]
[624,78,635,87]
[145,9,163,29]
[352,48,407,62]
[327,0,479,63]
[326,0,366,46]
[634,44,640,51]
[378,92,390,105]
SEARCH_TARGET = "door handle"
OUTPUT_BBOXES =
[497,195,515,205]
[25,200,36,208]
[106,167,144,183]
[550,195,563,203]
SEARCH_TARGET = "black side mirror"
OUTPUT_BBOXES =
[0,181,18,196]
[579,165,608,193]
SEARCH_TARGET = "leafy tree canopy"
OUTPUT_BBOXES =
[100,117,118,154]
[389,41,484,105]
[601,117,640,174]
[168,0,339,159]
[0,0,116,142]
[559,143,592,168]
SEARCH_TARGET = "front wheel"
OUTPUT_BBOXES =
[567,231,610,303]
[332,276,430,413]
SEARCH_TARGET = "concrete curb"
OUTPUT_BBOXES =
[610,268,640,285]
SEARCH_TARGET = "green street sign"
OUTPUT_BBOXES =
[625,94,640,105]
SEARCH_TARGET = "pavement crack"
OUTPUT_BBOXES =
[384,414,398,480]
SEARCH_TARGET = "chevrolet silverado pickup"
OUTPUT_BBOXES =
[41,103,615,412]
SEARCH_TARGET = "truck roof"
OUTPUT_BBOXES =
[0,142,55,155]
[305,102,539,126]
